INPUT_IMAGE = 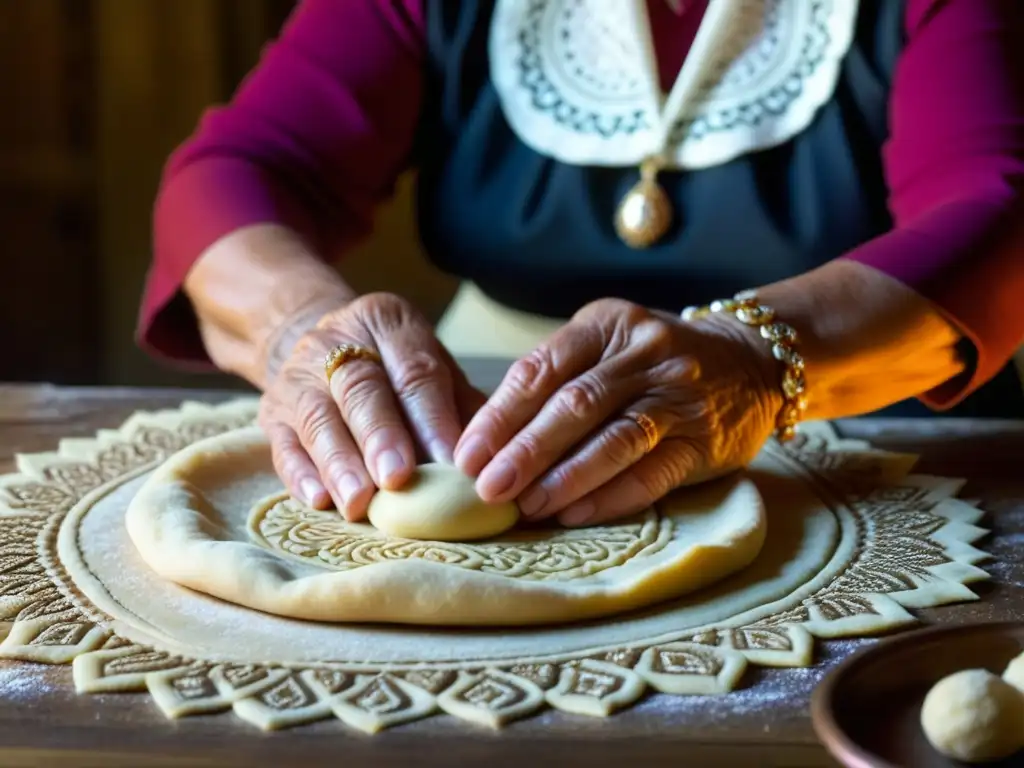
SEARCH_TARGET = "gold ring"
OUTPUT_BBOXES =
[626,412,659,454]
[324,343,381,383]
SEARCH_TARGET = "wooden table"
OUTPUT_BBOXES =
[1,361,1023,768]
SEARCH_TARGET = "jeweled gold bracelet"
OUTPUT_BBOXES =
[681,290,807,442]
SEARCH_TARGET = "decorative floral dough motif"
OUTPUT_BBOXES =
[0,399,991,731]
[252,497,672,580]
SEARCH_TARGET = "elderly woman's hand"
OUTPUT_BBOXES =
[258,292,484,519]
[452,299,782,526]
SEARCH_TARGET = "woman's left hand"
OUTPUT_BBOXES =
[452,298,783,527]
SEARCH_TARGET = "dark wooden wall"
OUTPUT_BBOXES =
[1,0,455,389]
[0,1,99,383]
[0,0,294,385]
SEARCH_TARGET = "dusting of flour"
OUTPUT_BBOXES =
[0,662,56,705]
[636,638,874,723]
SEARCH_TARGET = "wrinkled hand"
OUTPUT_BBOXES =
[258,292,485,519]
[452,299,781,527]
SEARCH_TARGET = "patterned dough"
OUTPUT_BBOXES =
[125,426,767,626]
[0,399,992,731]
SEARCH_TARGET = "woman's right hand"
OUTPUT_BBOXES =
[258,292,485,520]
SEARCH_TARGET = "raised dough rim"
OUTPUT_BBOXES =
[118,426,773,626]
[57,444,854,669]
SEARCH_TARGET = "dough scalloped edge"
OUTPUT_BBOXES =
[0,398,992,731]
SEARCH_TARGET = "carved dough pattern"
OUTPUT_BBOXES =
[253,496,672,580]
[0,399,992,731]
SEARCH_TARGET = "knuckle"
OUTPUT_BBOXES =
[357,292,417,332]
[615,304,655,349]
[511,430,549,463]
[274,446,310,481]
[683,433,714,466]
[507,347,556,398]
[293,326,335,357]
[357,291,402,311]
[603,422,646,466]
[264,421,301,472]
[646,449,691,497]
[571,302,598,323]
[317,446,360,472]
[391,351,445,396]
[576,297,623,320]
[294,389,338,442]
[633,317,674,357]
[557,378,604,420]
[278,360,321,394]
[470,400,513,437]
[649,320,675,349]
[654,354,696,385]
[332,365,382,408]
[622,301,652,326]
[542,463,575,497]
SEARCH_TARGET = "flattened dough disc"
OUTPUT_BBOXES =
[125,426,767,626]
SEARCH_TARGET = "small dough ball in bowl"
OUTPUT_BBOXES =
[920,668,1024,763]
[1003,651,1024,693]
[367,463,519,541]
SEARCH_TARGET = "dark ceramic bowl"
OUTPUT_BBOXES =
[811,621,1024,768]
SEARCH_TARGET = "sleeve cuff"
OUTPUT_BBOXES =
[842,195,1024,410]
[136,157,322,369]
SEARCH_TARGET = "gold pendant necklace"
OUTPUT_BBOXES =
[614,155,673,249]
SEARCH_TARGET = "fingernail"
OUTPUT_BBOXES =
[559,500,595,527]
[376,450,406,485]
[454,435,491,475]
[518,486,549,517]
[299,477,328,507]
[478,459,516,499]
[428,439,454,464]
[334,472,363,508]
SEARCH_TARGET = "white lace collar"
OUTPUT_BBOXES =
[489,0,860,170]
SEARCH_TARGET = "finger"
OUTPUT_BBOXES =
[556,441,699,528]
[328,353,417,490]
[453,322,606,482]
[475,354,649,503]
[290,382,376,520]
[518,405,674,520]
[263,420,332,510]
[377,330,467,465]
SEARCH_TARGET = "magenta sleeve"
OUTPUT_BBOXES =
[842,0,1024,407]
[138,0,425,365]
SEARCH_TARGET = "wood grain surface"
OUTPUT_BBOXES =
[0,359,1022,768]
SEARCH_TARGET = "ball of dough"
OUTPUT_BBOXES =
[920,668,1024,763]
[1003,651,1024,693]
[367,463,519,541]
